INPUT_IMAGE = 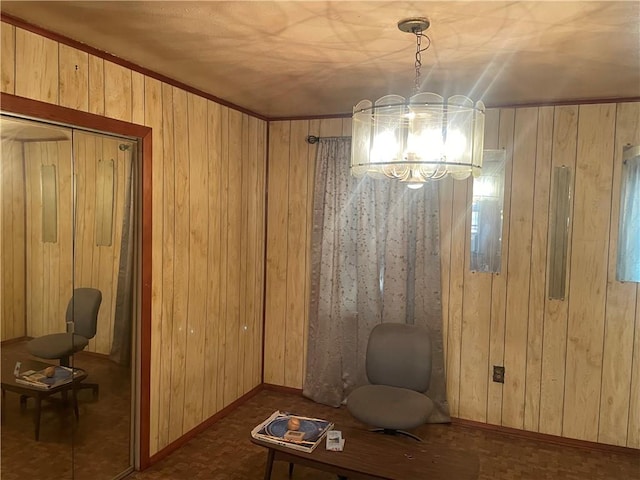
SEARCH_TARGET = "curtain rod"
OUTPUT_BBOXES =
[305,135,350,144]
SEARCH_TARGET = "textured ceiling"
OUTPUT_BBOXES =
[2,1,639,118]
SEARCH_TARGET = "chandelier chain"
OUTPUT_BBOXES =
[413,30,431,95]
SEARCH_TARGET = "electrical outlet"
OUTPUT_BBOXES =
[493,366,505,383]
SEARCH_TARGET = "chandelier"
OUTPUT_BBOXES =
[351,18,485,188]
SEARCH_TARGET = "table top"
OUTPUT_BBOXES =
[251,425,479,480]
[1,358,87,393]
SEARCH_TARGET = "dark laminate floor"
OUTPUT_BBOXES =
[130,389,639,480]
[3,338,638,480]
[1,341,132,480]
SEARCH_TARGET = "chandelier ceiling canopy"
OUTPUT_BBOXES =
[351,18,485,188]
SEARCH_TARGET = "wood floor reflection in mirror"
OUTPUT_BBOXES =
[1,341,131,480]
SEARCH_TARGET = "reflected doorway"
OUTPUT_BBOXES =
[0,115,138,480]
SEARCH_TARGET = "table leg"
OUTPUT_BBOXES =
[34,396,42,441]
[1,387,5,424]
[72,386,79,420]
[263,449,275,480]
[288,462,294,478]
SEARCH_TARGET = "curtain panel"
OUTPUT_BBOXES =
[303,137,450,423]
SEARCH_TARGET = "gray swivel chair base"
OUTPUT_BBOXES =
[59,355,99,399]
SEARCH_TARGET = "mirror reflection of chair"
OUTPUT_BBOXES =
[347,322,434,441]
[27,288,102,397]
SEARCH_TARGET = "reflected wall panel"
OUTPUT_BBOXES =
[263,103,640,449]
[4,22,267,457]
[23,141,73,339]
[0,139,25,340]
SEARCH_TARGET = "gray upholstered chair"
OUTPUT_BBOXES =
[347,322,434,441]
[27,287,102,396]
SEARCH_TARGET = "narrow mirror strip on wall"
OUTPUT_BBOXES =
[41,164,57,243]
[616,144,640,282]
[471,149,506,273]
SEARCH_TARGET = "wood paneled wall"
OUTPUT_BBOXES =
[264,117,350,387]
[0,138,26,341]
[0,21,267,455]
[264,105,640,449]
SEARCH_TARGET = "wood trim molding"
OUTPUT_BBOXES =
[0,336,30,346]
[0,92,154,469]
[262,383,304,396]
[148,385,264,466]
[451,417,639,456]
[0,13,268,122]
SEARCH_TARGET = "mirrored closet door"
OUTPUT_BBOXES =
[0,115,137,480]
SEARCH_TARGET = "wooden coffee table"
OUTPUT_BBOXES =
[251,425,479,480]
[1,359,88,441]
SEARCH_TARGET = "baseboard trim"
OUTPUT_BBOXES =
[0,336,30,346]
[451,417,639,455]
[147,384,263,466]
[262,383,304,395]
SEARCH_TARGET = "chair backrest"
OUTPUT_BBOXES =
[65,288,102,339]
[366,322,432,393]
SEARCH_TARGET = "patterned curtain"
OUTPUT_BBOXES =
[303,137,450,423]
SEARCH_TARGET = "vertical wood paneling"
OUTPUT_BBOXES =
[157,82,175,450]
[0,139,25,340]
[264,121,291,385]
[598,102,640,445]
[144,75,164,455]
[487,108,516,425]
[458,108,499,421]
[502,108,538,429]
[131,71,145,125]
[242,115,258,394]
[183,93,208,432]
[59,44,88,111]
[15,28,58,104]
[446,179,468,417]
[203,100,222,418]
[104,61,132,122]
[439,178,453,369]
[284,121,310,388]
[238,114,250,396]
[539,105,578,436]
[223,109,243,405]
[254,121,267,388]
[88,55,105,116]
[168,87,189,442]
[3,22,268,458]
[318,118,343,137]
[1,22,15,94]
[216,106,229,411]
[524,106,554,432]
[563,104,616,441]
